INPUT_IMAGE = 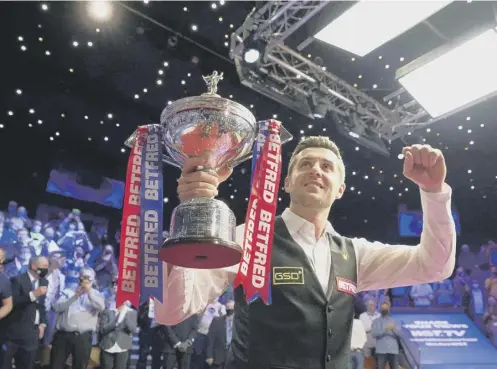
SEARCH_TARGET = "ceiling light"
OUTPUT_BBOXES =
[314,1,452,56]
[398,27,497,117]
[88,1,113,22]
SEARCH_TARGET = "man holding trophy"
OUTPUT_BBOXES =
[119,72,456,369]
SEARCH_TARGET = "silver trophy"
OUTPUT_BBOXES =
[125,71,292,269]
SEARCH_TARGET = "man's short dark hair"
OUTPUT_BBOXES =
[287,136,345,182]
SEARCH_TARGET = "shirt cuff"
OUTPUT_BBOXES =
[29,291,37,302]
[174,342,181,348]
[420,182,451,199]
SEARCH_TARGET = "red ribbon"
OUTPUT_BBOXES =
[116,126,148,308]
[234,120,282,304]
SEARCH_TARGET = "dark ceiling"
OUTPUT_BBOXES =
[0,1,495,242]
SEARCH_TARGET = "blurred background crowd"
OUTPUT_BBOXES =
[1,200,496,369]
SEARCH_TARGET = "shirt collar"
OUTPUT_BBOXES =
[27,270,37,282]
[281,208,337,237]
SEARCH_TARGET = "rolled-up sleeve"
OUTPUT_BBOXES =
[354,184,456,292]
[155,225,243,325]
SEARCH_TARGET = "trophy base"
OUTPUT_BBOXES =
[160,237,242,269]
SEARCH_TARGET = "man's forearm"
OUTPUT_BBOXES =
[52,295,78,312]
[155,264,235,326]
[0,305,11,319]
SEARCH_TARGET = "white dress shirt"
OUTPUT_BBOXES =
[28,272,41,325]
[359,311,380,333]
[198,301,226,335]
[351,319,367,350]
[45,269,66,311]
[155,185,456,325]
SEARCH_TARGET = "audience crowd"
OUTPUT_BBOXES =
[0,201,496,369]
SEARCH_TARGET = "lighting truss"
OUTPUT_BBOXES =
[230,1,443,142]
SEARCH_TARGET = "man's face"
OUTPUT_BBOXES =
[35,257,49,270]
[19,247,32,262]
[380,303,390,315]
[367,300,376,312]
[18,229,30,243]
[284,147,345,209]
[51,253,65,269]
[44,227,55,239]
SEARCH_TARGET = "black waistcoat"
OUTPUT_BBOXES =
[228,216,358,369]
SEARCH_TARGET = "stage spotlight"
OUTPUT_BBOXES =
[243,36,266,64]
[88,1,113,22]
[244,49,260,64]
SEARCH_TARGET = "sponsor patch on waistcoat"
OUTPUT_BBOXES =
[336,277,357,296]
[272,267,304,285]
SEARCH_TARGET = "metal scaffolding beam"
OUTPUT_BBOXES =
[230,0,441,142]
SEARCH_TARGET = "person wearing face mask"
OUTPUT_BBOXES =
[50,268,105,369]
[206,300,235,369]
[31,220,43,238]
[155,138,456,369]
[95,245,118,291]
[1,256,49,369]
[371,302,400,369]
[42,227,60,254]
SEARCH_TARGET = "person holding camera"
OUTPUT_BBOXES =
[1,256,49,369]
[50,267,105,369]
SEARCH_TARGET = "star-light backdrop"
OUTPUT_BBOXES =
[0,1,496,246]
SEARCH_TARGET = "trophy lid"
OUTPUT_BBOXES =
[160,71,256,125]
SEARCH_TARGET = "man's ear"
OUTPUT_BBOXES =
[335,182,346,200]
[284,176,290,193]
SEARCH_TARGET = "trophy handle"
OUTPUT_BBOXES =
[230,123,294,168]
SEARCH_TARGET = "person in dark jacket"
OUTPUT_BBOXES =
[154,314,199,369]
[1,256,49,369]
[206,300,234,369]
[99,301,138,369]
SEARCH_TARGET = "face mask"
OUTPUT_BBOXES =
[381,309,389,316]
[33,226,41,233]
[36,268,49,278]
[226,309,234,316]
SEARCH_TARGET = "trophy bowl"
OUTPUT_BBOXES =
[159,72,258,269]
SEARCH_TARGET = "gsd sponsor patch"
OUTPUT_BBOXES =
[336,277,357,296]
[272,267,304,285]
